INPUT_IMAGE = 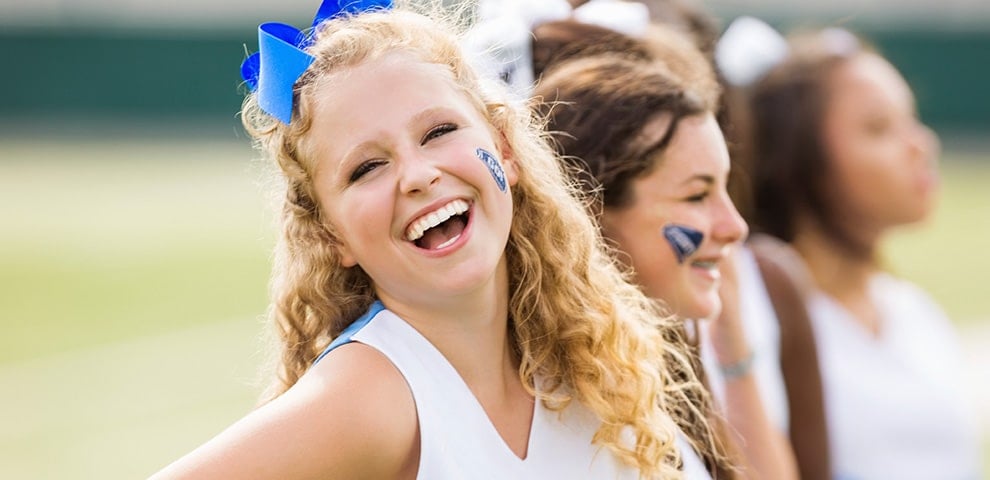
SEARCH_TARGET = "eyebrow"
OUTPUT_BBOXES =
[410,105,456,127]
[340,105,460,160]
[680,174,716,187]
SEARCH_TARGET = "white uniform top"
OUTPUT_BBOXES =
[315,301,712,479]
[700,245,790,432]
[808,274,981,480]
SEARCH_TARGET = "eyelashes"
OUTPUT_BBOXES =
[685,191,709,202]
[347,122,460,183]
[422,122,457,144]
[348,159,387,183]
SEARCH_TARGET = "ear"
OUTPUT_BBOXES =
[337,242,358,268]
[496,133,520,187]
[327,224,357,267]
[318,205,358,268]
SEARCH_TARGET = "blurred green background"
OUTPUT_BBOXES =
[0,0,987,478]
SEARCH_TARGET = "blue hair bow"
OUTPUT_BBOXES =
[240,0,394,124]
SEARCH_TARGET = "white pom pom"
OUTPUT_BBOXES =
[463,14,534,99]
[820,27,860,56]
[715,16,789,87]
[572,0,651,38]
[515,0,573,28]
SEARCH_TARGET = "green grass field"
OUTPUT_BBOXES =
[0,139,274,478]
[1,138,987,478]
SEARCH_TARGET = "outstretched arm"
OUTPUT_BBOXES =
[149,342,419,480]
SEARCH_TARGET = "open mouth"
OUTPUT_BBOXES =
[690,260,718,271]
[405,199,470,250]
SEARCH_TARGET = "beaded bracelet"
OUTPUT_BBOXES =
[719,351,756,380]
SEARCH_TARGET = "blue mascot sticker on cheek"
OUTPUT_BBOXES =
[476,148,507,192]
[662,224,704,264]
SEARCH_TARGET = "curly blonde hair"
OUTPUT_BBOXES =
[241,5,717,478]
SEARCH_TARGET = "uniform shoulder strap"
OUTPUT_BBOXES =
[749,235,832,480]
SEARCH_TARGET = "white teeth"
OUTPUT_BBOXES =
[406,199,470,241]
[435,235,459,250]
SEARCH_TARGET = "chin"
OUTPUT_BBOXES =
[679,296,721,321]
[895,205,934,226]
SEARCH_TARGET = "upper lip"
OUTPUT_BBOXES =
[690,254,724,265]
[403,196,471,241]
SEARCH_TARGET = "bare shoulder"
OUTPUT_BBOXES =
[151,342,418,479]
[298,342,421,474]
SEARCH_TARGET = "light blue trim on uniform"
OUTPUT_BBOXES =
[312,300,386,365]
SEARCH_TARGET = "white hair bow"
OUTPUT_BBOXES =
[463,0,651,99]
[714,16,789,87]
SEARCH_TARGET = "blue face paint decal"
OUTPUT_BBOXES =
[476,148,507,192]
[662,224,704,264]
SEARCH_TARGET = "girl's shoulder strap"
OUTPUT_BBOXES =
[313,301,387,366]
[748,235,832,480]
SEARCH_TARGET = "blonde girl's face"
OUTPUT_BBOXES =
[306,53,519,310]
[821,52,940,232]
[601,114,748,320]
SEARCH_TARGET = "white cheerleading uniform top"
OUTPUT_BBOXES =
[700,245,790,432]
[314,301,713,479]
[808,273,981,480]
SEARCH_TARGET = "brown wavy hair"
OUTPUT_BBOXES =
[240,4,718,478]
[532,23,737,479]
[739,30,874,260]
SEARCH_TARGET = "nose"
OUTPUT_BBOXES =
[397,150,441,195]
[907,120,940,165]
[711,192,749,245]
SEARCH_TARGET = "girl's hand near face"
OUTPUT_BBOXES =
[709,244,749,366]
[708,244,800,480]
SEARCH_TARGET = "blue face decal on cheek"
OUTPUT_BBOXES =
[476,148,507,192]
[662,224,704,264]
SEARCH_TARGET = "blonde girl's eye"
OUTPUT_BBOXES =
[348,159,387,183]
[421,123,458,144]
